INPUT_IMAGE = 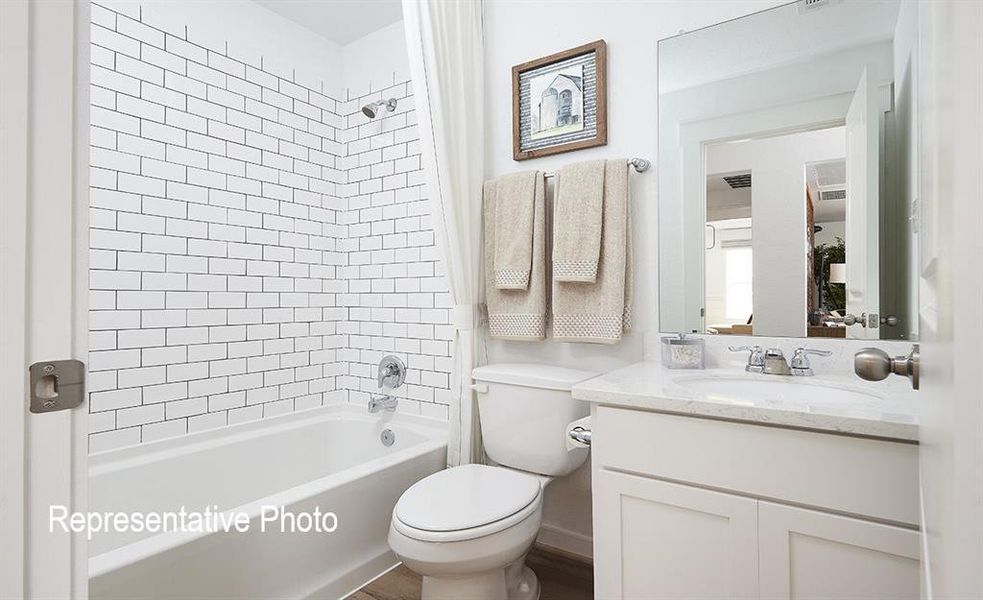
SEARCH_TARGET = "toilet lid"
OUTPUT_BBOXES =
[394,464,541,532]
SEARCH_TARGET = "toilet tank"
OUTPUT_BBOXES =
[472,364,598,477]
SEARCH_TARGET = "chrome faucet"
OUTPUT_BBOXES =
[732,345,832,377]
[790,347,833,376]
[368,394,398,413]
[762,348,792,375]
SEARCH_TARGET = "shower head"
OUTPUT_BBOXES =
[361,98,398,119]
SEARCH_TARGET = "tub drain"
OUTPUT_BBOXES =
[381,429,395,447]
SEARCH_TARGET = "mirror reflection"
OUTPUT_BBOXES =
[658,0,918,341]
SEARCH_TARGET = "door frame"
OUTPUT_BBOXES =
[1,0,90,598]
[918,1,983,598]
[0,1,31,596]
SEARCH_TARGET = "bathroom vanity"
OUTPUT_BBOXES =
[573,364,920,600]
[613,0,926,594]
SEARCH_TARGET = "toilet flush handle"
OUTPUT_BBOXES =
[470,383,489,394]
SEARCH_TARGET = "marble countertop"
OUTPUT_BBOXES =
[572,362,919,441]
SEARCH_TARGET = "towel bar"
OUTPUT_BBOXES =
[543,157,650,179]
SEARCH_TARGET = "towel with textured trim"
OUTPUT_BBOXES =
[552,159,606,282]
[484,173,547,340]
[552,159,632,343]
[492,171,539,289]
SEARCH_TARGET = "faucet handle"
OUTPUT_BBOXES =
[729,345,765,372]
[377,355,407,389]
[793,347,833,358]
[790,347,833,376]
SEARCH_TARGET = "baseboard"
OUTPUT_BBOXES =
[302,549,399,600]
[536,523,593,562]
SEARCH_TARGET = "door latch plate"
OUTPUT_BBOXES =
[29,359,85,413]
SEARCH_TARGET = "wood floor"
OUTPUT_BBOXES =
[348,545,593,600]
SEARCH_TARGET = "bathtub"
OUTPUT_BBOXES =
[88,404,447,599]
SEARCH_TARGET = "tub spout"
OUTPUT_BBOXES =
[368,394,398,413]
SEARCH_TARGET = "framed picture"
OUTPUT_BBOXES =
[512,40,607,161]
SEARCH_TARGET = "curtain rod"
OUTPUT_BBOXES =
[543,157,651,179]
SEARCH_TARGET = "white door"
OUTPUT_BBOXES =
[917,1,983,597]
[593,470,759,600]
[758,501,920,600]
[0,1,89,598]
[844,68,880,339]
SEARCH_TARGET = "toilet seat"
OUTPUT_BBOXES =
[393,464,543,543]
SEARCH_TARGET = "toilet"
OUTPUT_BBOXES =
[388,363,598,600]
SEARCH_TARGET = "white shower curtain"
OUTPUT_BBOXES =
[402,0,486,466]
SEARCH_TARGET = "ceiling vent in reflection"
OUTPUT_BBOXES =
[799,0,843,13]
[820,189,847,201]
[723,173,752,189]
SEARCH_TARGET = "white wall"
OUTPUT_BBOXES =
[342,21,410,98]
[705,219,753,327]
[816,221,846,247]
[101,0,345,96]
[482,0,786,559]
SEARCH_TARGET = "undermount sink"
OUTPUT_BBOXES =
[671,375,882,405]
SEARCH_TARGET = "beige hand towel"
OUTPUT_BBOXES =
[493,171,539,289]
[552,159,606,282]
[485,173,547,340]
[552,159,632,344]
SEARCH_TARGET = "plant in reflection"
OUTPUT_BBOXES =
[814,237,845,312]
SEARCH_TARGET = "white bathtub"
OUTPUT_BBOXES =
[88,405,447,599]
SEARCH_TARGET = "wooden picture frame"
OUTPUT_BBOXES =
[512,40,608,161]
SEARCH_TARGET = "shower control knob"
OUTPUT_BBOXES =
[377,355,407,389]
[880,314,900,327]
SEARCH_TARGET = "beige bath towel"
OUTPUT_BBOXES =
[492,171,539,289]
[552,159,632,343]
[485,173,547,340]
[552,159,606,282]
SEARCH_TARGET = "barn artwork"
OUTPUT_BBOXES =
[512,40,607,160]
[530,64,585,140]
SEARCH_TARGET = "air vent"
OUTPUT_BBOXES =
[820,189,846,201]
[799,0,842,13]
[723,174,752,189]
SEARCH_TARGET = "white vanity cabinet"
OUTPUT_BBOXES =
[757,502,919,600]
[594,470,760,599]
[591,406,920,600]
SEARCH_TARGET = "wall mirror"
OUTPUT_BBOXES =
[658,0,918,340]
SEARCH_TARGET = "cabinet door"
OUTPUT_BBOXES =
[593,469,759,600]
[758,501,920,600]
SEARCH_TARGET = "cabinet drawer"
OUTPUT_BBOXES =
[593,406,919,526]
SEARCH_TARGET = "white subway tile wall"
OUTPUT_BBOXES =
[88,3,451,452]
